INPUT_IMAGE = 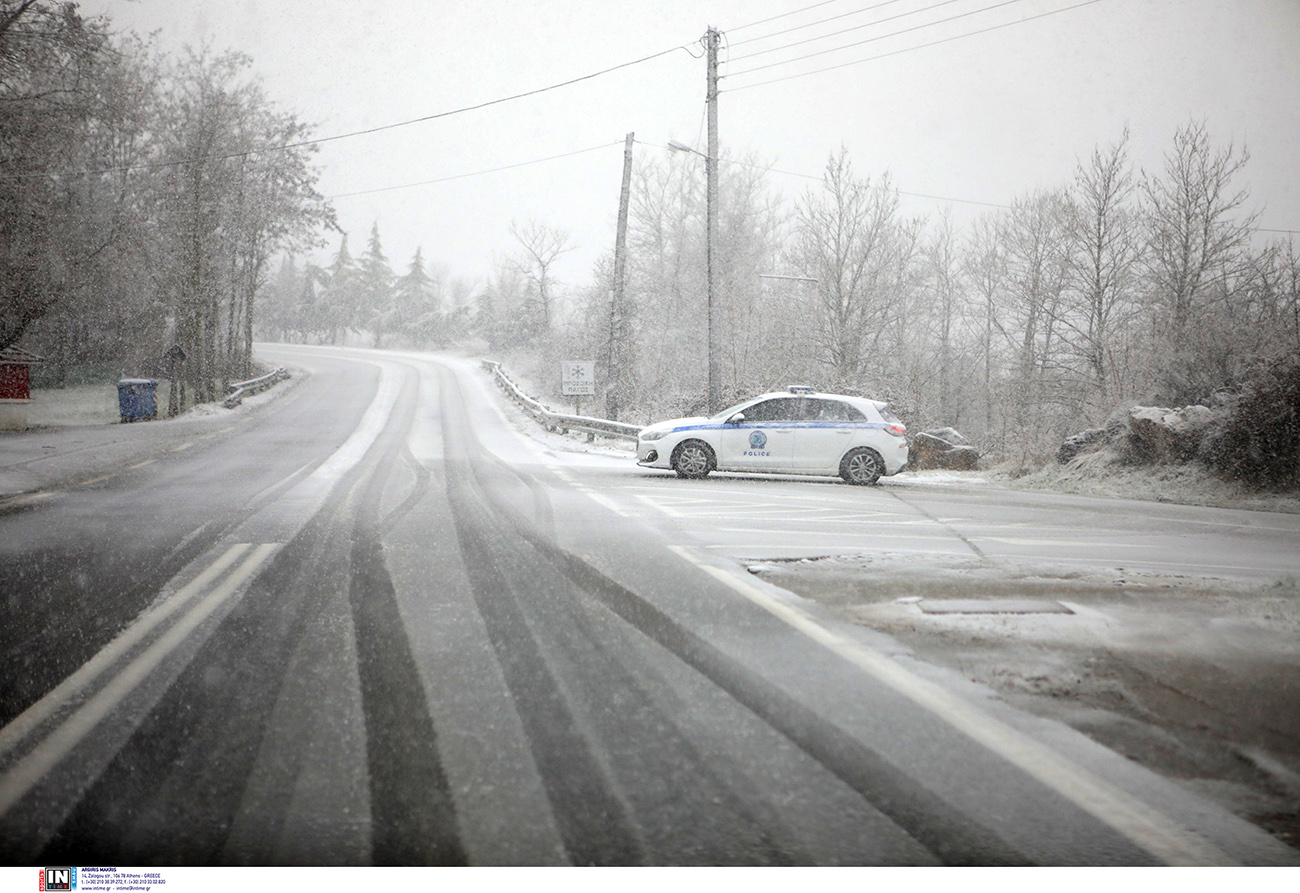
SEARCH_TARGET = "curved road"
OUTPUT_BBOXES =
[0,345,1294,866]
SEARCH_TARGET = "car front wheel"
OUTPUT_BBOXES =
[840,447,884,485]
[671,440,715,479]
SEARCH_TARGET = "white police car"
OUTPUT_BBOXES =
[637,387,908,484]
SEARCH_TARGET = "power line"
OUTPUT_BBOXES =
[0,43,692,182]
[652,141,1300,231]
[726,0,852,34]
[726,0,1038,77]
[739,160,1010,208]
[729,0,968,63]
[328,142,623,199]
[730,0,908,49]
[281,45,691,151]
[343,136,1295,232]
[726,0,1104,89]
[638,138,1008,208]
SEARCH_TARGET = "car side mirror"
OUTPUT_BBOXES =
[727,412,746,425]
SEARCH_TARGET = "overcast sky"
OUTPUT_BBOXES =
[81,0,1300,290]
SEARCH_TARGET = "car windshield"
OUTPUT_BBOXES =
[710,398,758,420]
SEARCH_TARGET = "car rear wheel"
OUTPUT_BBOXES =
[672,440,715,479]
[840,447,884,485]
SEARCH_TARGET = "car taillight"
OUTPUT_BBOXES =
[887,424,906,437]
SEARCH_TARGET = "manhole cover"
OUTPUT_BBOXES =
[917,599,1073,615]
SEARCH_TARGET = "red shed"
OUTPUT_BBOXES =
[0,346,43,400]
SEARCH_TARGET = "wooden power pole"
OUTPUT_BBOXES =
[705,27,721,413]
[606,131,634,421]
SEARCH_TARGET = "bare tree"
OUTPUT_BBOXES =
[964,212,1009,439]
[999,190,1073,454]
[713,152,786,399]
[792,149,918,391]
[509,219,573,331]
[618,154,706,417]
[921,211,963,424]
[1060,128,1144,407]
[1142,120,1257,400]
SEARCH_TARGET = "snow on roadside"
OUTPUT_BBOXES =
[0,373,301,502]
[476,364,636,460]
[27,384,122,427]
[990,458,1300,515]
[895,469,989,486]
[751,552,1300,849]
[481,374,1300,518]
[25,371,294,429]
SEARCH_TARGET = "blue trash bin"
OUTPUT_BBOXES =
[117,378,158,423]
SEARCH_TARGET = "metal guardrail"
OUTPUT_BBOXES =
[223,367,290,408]
[481,360,642,442]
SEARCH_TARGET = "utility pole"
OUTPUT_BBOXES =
[606,131,634,421]
[705,26,721,413]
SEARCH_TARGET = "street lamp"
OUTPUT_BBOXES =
[667,138,720,412]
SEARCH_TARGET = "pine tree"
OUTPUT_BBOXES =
[393,247,440,346]
[323,234,360,344]
[359,223,395,346]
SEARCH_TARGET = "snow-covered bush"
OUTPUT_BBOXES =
[1203,351,1300,490]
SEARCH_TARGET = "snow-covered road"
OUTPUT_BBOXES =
[0,344,1295,865]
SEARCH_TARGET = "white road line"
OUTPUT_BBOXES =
[159,521,217,570]
[0,544,280,818]
[978,538,1154,548]
[668,544,1234,866]
[697,506,838,516]
[0,492,55,509]
[711,528,962,541]
[703,544,966,554]
[633,493,684,518]
[576,487,631,518]
[552,469,632,518]
[246,459,315,506]
[1031,556,1293,575]
[0,543,253,760]
[680,513,911,523]
[0,356,406,816]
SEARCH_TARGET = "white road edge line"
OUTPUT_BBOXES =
[0,543,280,819]
[667,544,1235,867]
[552,469,631,518]
[633,493,685,518]
[0,543,253,759]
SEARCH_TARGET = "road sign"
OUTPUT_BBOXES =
[561,361,595,397]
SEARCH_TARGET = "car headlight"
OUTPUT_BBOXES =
[640,428,670,442]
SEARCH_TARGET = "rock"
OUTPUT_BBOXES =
[1056,427,1110,464]
[1059,405,1219,466]
[922,427,969,447]
[1127,405,1214,463]
[910,430,980,470]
